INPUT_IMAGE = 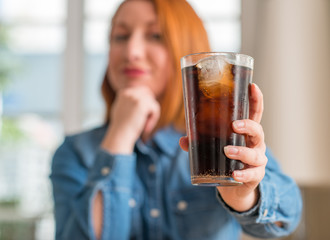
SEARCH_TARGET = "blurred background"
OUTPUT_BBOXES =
[0,0,329,239]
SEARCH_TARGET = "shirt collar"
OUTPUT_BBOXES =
[152,126,184,157]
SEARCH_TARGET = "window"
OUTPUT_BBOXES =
[1,0,65,116]
[188,0,241,52]
[0,0,65,239]
[0,1,241,239]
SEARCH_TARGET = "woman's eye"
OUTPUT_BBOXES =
[149,33,162,41]
[112,34,129,42]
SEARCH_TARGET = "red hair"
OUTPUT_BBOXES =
[101,0,210,133]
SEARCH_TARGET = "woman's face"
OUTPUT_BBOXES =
[108,0,171,99]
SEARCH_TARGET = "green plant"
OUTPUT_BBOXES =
[0,117,26,144]
[0,23,23,141]
[0,197,20,208]
[0,23,17,91]
[0,24,10,90]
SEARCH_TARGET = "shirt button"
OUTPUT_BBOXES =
[177,200,188,211]
[263,209,268,217]
[148,164,156,173]
[128,198,136,208]
[101,167,110,176]
[150,208,160,218]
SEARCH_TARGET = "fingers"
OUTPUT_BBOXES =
[224,142,267,184]
[227,84,266,184]
[111,86,160,141]
[232,166,266,183]
[232,119,265,148]
[249,83,264,123]
[224,145,267,167]
[179,136,189,152]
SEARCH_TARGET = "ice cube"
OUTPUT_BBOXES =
[196,55,234,98]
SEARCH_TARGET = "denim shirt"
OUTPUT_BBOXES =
[50,125,302,240]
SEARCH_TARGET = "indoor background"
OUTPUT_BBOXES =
[0,0,329,239]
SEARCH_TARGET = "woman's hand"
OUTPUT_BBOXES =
[179,83,267,212]
[101,86,160,154]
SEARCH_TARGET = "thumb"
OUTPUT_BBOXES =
[179,136,189,152]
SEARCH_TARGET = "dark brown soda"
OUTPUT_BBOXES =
[182,64,252,185]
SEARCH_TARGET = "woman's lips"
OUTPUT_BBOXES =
[123,68,147,77]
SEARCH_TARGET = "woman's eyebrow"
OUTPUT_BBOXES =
[114,19,159,28]
[147,20,160,27]
[112,22,129,30]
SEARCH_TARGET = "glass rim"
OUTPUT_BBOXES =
[180,51,254,69]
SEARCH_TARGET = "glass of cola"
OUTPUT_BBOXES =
[181,52,254,186]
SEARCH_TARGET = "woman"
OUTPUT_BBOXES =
[50,0,302,239]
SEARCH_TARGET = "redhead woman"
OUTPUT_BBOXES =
[50,0,302,239]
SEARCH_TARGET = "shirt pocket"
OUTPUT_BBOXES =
[170,187,229,240]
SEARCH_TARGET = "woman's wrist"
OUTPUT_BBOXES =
[217,186,260,213]
[101,126,136,154]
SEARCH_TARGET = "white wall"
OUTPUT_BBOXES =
[241,0,330,186]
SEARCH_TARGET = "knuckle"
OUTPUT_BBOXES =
[253,151,260,166]
[236,146,243,156]
[253,167,264,182]
[255,151,268,167]
[255,121,263,133]
[259,124,264,136]
[243,119,250,127]
[263,155,268,166]
[246,169,257,182]
[260,167,266,181]
[261,143,266,154]
[253,170,260,181]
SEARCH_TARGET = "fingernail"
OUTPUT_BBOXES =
[233,120,245,129]
[234,171,243,178]
[252,83,260,90]
[224,146,238,155]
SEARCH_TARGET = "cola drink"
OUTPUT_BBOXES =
[181,53,253,186]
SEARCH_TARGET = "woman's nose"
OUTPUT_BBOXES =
[125,32,146,62]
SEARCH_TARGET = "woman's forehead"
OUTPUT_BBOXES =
[113,0,158,26]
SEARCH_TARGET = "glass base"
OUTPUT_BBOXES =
[191,176,243,186]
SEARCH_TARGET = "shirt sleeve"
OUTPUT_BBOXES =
[216,147,302,238]
[50,136,136,240]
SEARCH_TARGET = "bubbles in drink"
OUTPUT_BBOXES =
[196,55,234,98]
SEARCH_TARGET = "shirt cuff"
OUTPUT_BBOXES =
[216,180,279,225]
[88,148,136,188]
[216,187,261,224]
